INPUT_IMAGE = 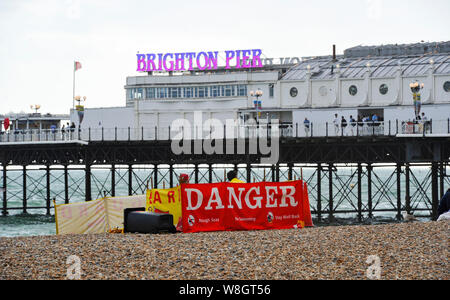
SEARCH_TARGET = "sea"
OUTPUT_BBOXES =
[0,164,441,237]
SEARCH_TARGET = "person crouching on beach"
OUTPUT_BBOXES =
[179,174,189,185]
[227,170,245,183]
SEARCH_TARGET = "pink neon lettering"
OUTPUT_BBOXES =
[174,53,186,71]
[136,54,146,71]
[185,52,196,70]
[146,54,156,71]
[196,52,209,70]
[225,50,235,69]
[252,49,263,68]
[207,51,219,70]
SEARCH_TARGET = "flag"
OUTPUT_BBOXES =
[74,61,82,71]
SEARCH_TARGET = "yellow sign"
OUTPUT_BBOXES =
[146,187,182,227]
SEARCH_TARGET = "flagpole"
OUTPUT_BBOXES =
[73,61,75,110]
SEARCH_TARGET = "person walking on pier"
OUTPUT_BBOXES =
[304,118,310,137]
[349,115,356,136]
[341,116,348,136]
[333,114,339,136]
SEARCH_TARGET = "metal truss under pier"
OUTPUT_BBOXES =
[0,136,449,221]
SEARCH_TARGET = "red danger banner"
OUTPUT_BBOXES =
[181,181,313,233]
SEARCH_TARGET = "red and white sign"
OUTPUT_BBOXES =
[181,181,313,233]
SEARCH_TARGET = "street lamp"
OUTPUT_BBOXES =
[250,89,263,123]
[30,104,41,114]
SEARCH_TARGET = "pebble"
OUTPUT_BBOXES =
[0,221,448,280]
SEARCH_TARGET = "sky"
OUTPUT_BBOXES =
[0,0,449,115]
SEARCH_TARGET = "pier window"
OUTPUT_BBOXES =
[379,84,388,95]
[269,84,274,98]
[238,85,247,97]
[198,86,208,98]
[211,86,220,97]
[128,88,143,99]
[444,81,450,93]
[184,87,193,98]
[290,87,298,97]
[145,88,156,99]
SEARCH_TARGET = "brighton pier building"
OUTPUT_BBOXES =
[71,41,450,140]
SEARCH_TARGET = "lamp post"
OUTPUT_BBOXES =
[30,105,41,114]
[250,89,263,123]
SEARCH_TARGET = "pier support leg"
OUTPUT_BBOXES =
[357,163,362,222]
[209,164,213,184]
[328,163,334,221]
[111,164,115,197]
[275,164,280,182]
[64,165,69,204]
[288,163,293,181]
[153,164,158,189]
[2,164,7,216]
[271,165,275,182]
[194,164,199,184]
[439,162,445,200]
[317,164,322,222]
[22,165,27,214]
[128,165,133,196]
[367,164,373,219]
[431,162,439,221]
[85,164,91,202]
[396,163,402,220]
[246,163,251,183]
[405,164,411,214]
[46,165,51,216]
[170,165,174,188]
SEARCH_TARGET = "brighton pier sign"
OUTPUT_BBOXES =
[136,49,301,72]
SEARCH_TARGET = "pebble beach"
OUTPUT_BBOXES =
[0,221,448,280]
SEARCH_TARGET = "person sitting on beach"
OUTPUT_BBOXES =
[438,188,450,217]
[227,170,244,183]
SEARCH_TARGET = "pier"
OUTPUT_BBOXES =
[0,123,449,222]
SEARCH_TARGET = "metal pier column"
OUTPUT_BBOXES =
[367,164,373,219]
[153,164,158,189]
[46,165,51,216]
[317,163,322,222]
[439,162,445,200]
[22,165,27,214]
[405,164,411,214]
[275,164,280,182]
[2,163,7,216]
[288,163,293,181]
[357,163,362,222]
[85,164,92,202]
[170,164,174,188]
[328,163,334,221]
[128,165,133,196]
[209,164,213,184]
[396,163,402,220]
[246,163,251,183]
[64,165,69,204]
[431,162,439,221]
[194,164,199,184]
[111,164,116,197]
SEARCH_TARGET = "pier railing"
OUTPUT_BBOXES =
[1,119,449,143]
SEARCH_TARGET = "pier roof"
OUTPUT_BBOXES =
[282,41,450,81]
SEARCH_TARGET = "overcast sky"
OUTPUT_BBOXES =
[0,0,449,114]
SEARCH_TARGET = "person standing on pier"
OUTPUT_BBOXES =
[304,118,310,137]
[333,114,339,136]
[341,116,347,136]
